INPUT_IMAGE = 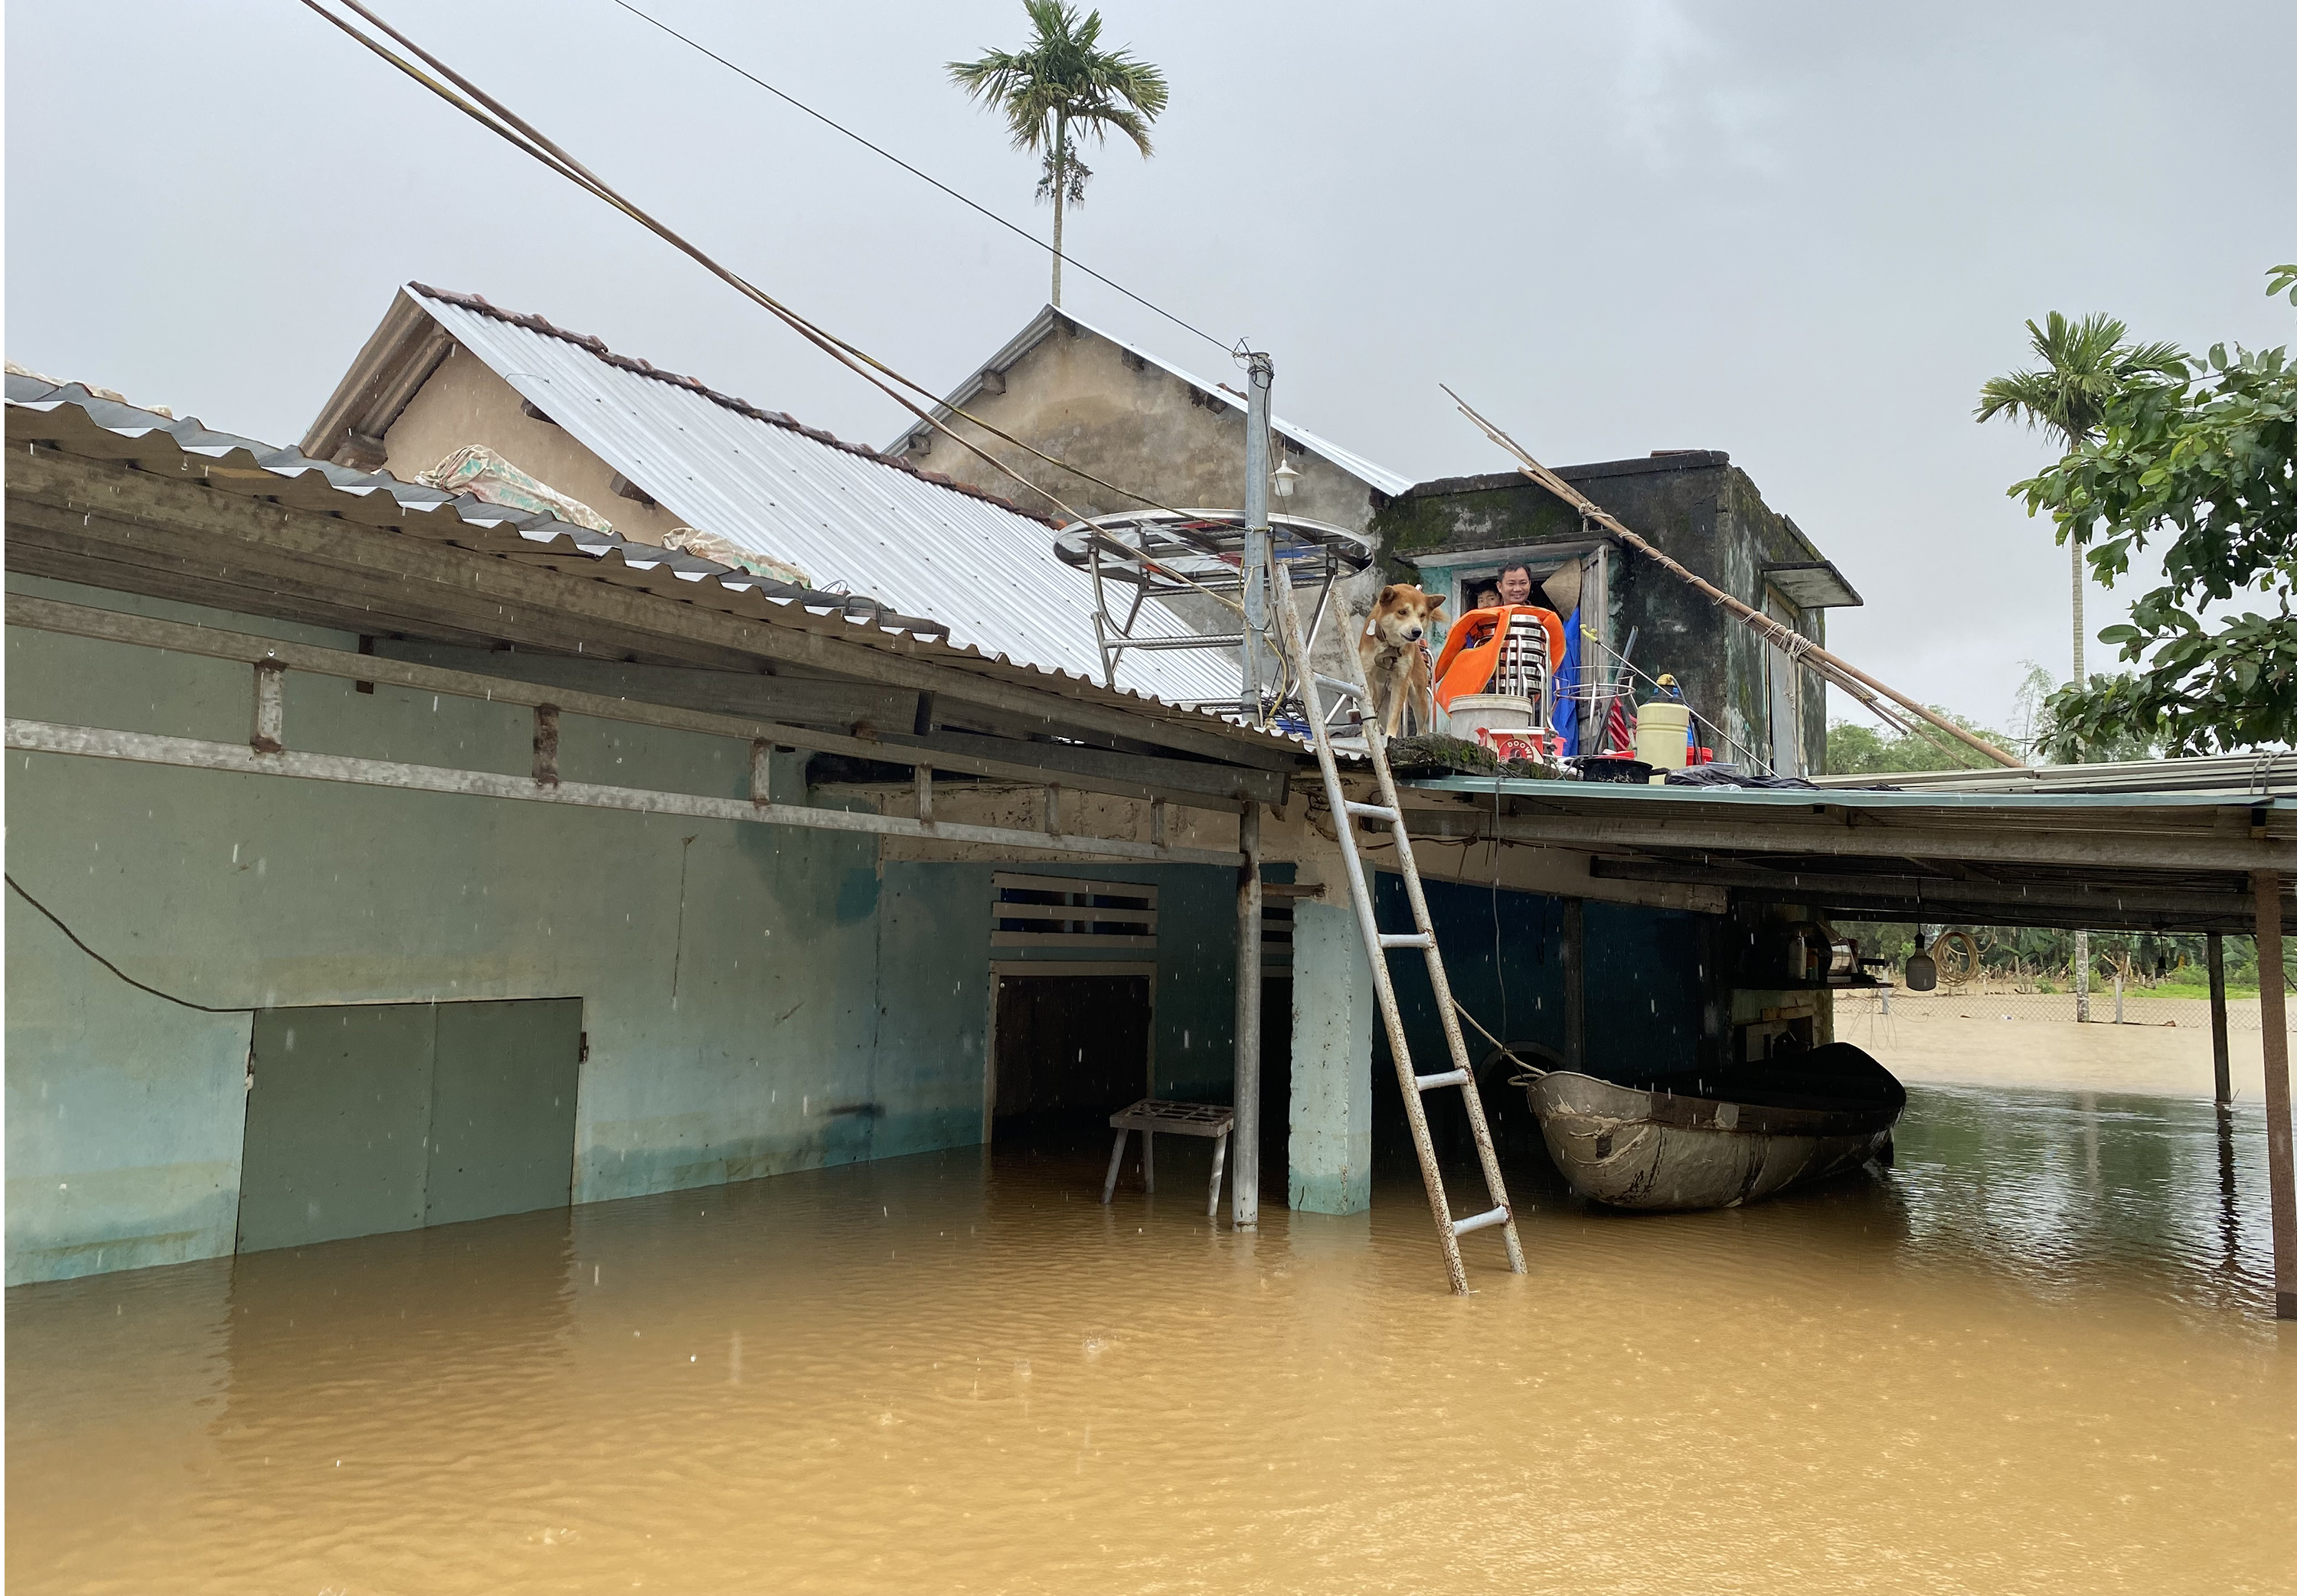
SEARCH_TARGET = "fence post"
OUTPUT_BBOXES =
[2207,932,2231,1108]
[2252,870,2294,1320]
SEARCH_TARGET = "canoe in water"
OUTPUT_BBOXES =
[1524,1042,1906,1212]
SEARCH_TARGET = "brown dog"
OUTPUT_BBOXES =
[1358,583,1444,736]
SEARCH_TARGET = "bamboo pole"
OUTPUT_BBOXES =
[1444,389,2024,771]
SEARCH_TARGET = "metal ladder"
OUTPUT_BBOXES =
[1270,563,1526,1295]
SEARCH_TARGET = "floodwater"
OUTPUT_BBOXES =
[10,1084,2295,1595]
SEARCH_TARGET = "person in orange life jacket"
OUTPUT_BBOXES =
[1431,563,1565,713]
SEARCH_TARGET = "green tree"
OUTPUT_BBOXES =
[949,2,1168,308]
[1826,707,2017,774]
[2016,269,2297,756]
[1975,312,2190,690]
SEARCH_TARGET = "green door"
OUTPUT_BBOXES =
[236,998,583,1253]
[237,1004,436,1253]
[426,999,583,1227]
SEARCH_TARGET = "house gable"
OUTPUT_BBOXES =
[891,308,1404,534]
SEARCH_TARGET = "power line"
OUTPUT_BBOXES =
[603,0,1233,357]
[299,0,1259,638]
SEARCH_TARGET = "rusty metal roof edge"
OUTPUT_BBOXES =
[5,377,1305,752]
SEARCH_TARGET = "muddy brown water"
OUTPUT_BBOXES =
[10,1082,2295,1595]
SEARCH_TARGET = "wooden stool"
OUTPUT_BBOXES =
[1102,1099,1235,1219]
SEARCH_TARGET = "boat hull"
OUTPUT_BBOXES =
[1525,1062,1901,1213]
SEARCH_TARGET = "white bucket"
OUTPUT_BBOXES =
[1635,700,1692,769]
[1445,694,1541,742]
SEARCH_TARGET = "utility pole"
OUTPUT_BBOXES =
[1233,351,1274,1228]
[1240,351,1275,723]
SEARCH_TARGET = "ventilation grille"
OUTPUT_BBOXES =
[992,873,1158,950]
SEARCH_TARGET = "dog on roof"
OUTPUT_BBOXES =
[1358,583,1445,737]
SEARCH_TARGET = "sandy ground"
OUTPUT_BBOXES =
[1835,997,2275,1101]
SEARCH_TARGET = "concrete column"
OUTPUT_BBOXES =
[1231,804,1262,1228]
[2252,870,2295,1320]
[1289,896,1373,1216]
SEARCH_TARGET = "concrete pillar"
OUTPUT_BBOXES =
[1231,804,1262,1229]
[1289,896,1373,1216]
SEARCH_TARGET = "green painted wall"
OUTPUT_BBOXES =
[5,576,1243,1284]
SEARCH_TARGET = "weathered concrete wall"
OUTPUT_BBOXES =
[893,315,1390,676]
[377,344,694,548]
[1372,455,1831,772]
[896,317,1379,533]
[2,576,1247,1284]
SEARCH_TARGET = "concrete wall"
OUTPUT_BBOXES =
[895,316,1380,533]
[1375,873,1710,1082]
[377,344,694,549]
[892,316,1390,674]
[3,576,1243,1284]
[1373,456,1832,773]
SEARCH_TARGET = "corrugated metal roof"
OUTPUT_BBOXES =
[2,367,943,634]
[408,286,1237,706]
[5,374,1302,757]
[902,305,1417,499]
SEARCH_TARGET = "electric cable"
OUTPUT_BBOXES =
[6,875,258,1014]
[602,0,1233,357]
[299,0,1253,627]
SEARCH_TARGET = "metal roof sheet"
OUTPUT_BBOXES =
[1406,774,2292,816]
[2,368,944,632]
[903,304,1417,499]
[3,374,1306,759]
[410,288,1237,706]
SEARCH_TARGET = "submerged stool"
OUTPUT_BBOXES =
[1102,1099,1235,1219]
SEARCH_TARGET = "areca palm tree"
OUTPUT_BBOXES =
[949,2,1168,307]
[1975,312,2188,683]
[1978,312,2184,1020]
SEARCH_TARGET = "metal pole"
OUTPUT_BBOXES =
[2252,870,2295,1320]
[1240,352,1275,722]
[2207,932,2232,1107]
[1231,802,1262,1227]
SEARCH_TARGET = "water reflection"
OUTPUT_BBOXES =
[8,1082,2293,1595]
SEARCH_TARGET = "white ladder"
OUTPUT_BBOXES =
[1270,563,1527,1295]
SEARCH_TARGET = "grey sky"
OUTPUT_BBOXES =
[10,1,2292,739]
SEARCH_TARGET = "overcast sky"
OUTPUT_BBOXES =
[9,1,2292,737]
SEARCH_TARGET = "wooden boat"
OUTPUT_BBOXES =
[1523,1042,1905,1212]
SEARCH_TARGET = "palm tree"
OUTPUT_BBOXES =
[949,2,1168,308]
[1975,312,2187,684]
[1977,312,2184,1025]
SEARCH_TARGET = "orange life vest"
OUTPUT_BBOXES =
[1431,605,1566,712]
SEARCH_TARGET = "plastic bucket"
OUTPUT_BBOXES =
[1446,694,1540,741]
[1635,700,1692,770]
